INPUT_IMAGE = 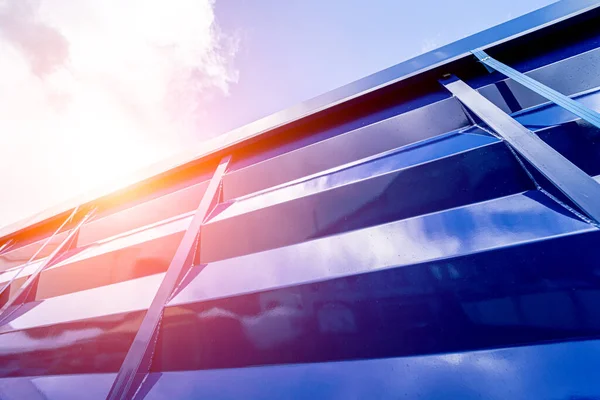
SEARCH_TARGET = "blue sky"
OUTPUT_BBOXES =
[0,0,555,226]
[208,0,556,134]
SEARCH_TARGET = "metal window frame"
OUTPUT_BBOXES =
[472,49,600,129]
[440,75,600,225]
[0,207,80,305]
[0,207,97,324]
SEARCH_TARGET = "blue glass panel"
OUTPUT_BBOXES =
[177,191,593,306]
[536,120,600,177]
[478,48,600,114]
[474,49,600,130]
[202,140,531,262]
[515,88,600,130]
[155,224,600,372]
[224,97,469,199]
[442,75,600,225]
[0,273,162,334]
[144,339,600,400]
[3,338,600,399]
[0,311,144,377]
[220,132,499,217]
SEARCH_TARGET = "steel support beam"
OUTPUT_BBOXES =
[440,75,600,224]
[0,207,96,324]
[472,49,600,129]
[106,155,232,400]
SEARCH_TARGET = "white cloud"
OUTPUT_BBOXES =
[0,0,238,226]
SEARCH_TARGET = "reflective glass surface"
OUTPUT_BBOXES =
[157,226,599,371]
[223,98,469,199]
[0,216,191,301]
[3,338,600,399]
[534,120,600,177]
[0,232,69,273]
[478,47,600,114]
[0,274,162,333]
[34,216,191,299]
[78,182,207,247]
[202,138,533,262]
[172,190,595,307]
[0,311,144,377]
[1,4,600,397]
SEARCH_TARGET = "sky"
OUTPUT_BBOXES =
[0,0,555,227]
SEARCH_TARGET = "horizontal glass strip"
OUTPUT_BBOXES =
[201,140,531,262]
[172,190,594,307]
[223,97,469,200]
[0,273,162,334]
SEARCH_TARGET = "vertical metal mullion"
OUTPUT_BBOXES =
[440,75,600,225]
[472,49,600,129]
[106,155,232,400]
[0,206,97,324]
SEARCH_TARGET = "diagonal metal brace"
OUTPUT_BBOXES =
[0,207,80,307]
[0,206,97,325]
[440,75,600,225]
[472,48,600,129]
[106,155,232,400]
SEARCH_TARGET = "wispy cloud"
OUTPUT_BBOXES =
[0,0,69,76]
[420,35,443,54]
[0,0,238,225]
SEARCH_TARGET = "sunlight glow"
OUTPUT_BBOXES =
[0,0,238,226]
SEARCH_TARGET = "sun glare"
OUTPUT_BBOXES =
[0,0,238,226]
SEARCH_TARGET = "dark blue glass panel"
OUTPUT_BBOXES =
[0,311,144,377]
[154,227,600,372]
[478,48,600,114]
[515,88,600,130]
[146,339,600,399]
[202,139,532,262]
[228,90,455,172]
[221,131,499,215]
[506,108,600,220]
[152,227,600,371]
[536,120,600,177]
[224,97,469,198]
[176,191,593,305]
[3,338,600,399]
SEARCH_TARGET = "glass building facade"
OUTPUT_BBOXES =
[1,1,600,398]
